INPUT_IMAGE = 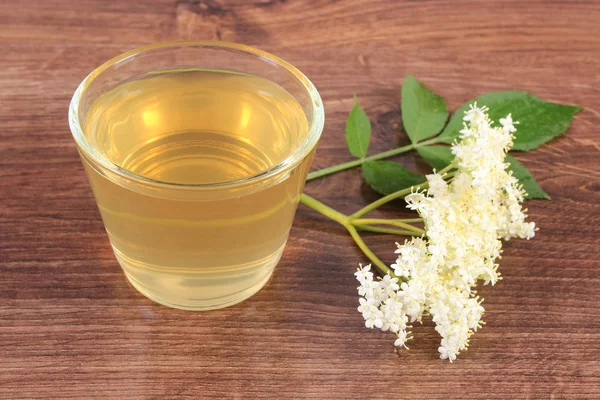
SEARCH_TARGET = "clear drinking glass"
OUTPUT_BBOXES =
[69,41,324,310]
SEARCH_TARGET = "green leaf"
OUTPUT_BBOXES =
[506,156,550,200]
[401,75,449,143]
[345,97,371,158]
[417,145,454,171]
[438,91,582,151]
[362,160,425,196]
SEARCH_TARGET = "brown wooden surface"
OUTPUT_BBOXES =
[1,1,599,398]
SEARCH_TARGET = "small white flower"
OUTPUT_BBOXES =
[380,274,400,294]
[438,345,457,362]
[380,295,406,333]
[357,279,380,300]
[358,298,384,329]
[391,262,411,278]
[463,103,488,126]
[394,330,410,348]
[499,114,517,134]
[426,173,448,197]
[354,264,373,284]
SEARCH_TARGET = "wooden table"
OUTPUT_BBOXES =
[1,1,599,398]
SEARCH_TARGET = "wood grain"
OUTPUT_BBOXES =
[1,0,599,398]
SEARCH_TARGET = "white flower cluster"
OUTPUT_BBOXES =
[356,105,536,361]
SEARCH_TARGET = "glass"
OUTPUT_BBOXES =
[69,41,324,310]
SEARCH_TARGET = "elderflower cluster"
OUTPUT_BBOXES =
[356,105,536,361]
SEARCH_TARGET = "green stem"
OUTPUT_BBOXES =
[299,194,390,275]
[298,165,456,275]
[298,193,348,226]
[350,184,424,219]
[436,163,456,176]
[306,137,440,181]
[346,225,392,274]
[351,218,425,234]
[392,217,423,223]
[355,225,422,237]
[350,166,456,219]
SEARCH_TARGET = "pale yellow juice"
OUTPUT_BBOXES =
[80,69,311,309]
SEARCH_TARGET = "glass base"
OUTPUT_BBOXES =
[113,244,284,311]
[123,269,275,311]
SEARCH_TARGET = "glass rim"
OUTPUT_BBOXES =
[68,40,325,190]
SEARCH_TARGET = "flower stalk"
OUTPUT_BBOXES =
[306,137,441,181]
[299,192,426,275]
